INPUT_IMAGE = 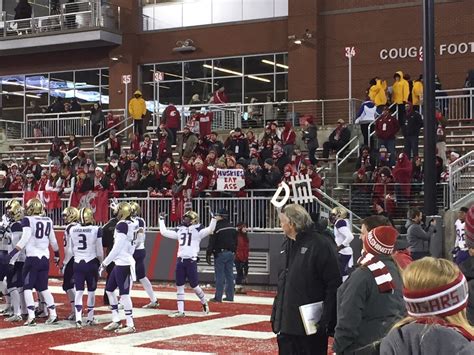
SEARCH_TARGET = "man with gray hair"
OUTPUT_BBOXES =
[271,204,342,354]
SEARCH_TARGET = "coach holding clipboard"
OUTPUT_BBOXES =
[271,204,342,354]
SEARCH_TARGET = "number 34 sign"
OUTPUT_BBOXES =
[345,46,356,58]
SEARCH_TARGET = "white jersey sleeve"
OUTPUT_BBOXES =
[133,217,146,250]
[17,216,55,259]
[159,218,179,240]
[103,220,135,266]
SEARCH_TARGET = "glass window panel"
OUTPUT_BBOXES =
[212,0,242,24]
[158,81,182,106]
[152,3,183,30]
[0,92,24,121]
[244,74,274,103]
[275,53,289,73]
[101,69,109,87]
[50,72,74,98]
[75,69,99,88]
[25,91,49,114]
[244,54,275,75]
[183,0,212,27]
[276,73,288,101]
[25,74,49,91]
[275,0,288,17]
[213,77,242,103]
[141,64,154,83]
[212,57,243,77]
[1,75,25,92]
[183,60,212,79]
[100,87,110,107]
[184,79,213,105]
[155,63,183,80]
[243,0,273,20]
[74,87,102,105]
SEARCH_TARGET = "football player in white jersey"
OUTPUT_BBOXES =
[61,207,80,321]
[330,207,354,282]
[453,206,469,265]
[69,208,103,329]
[99,202,137,334]
[7,198,60,326]
[3,200,26,322]
[0,209,13,315]
[129,202,159,309]
[159,210,217,318]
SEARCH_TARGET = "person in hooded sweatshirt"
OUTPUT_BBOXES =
[280,121,296,158]
[406,208,436,260]
[392,153,412,206]
[459,205,474,325]
[381,257,474,354]
[355,97,377,147]
[128,90,147,137]
[391,71,410,128]
[368,77,387,114]
[333,224,405,354]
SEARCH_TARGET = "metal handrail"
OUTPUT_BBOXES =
[335,135,359,184]
[93,118,132,162]
[448,150,474,208]
[314,187,362,232]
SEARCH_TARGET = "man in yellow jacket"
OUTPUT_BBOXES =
[128,90,147,137]
[368,77,387,113]
[412,75,423,112]
[392,71,409,130]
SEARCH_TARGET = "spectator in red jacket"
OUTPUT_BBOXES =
[235,221,249,294]
[140,134,157,165]
[105,129,121,159]
[392,153,413,203]
[129,132,141,152]
[9,174,24,197]
[106,111,120,130]
[197,111,213,138]
[93,167,109,191]
[281,121,296,158]
[162,103,181,144]
[37,169,48,191]
[282,164,296,184]
[372,166,395,206]
[375,106,400,166]
[24,173,38,191]
[190,157,209,197]
[308,164,323,191]
[212,85,228,104]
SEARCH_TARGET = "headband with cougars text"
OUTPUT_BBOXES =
[403,272,469,318]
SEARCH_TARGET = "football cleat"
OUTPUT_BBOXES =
[24,318,37,326]
[103,321,121,331]
[142,301,160,309]
[35,310,48,318]
[66,312,75,321]
[75,321,82,329]
[202,302,209,315]
[3,310,13,317]
[5,315,23,322]
[0,307,13,315]
[208,298,222,303]
[114,326,136,334]
[168,311,185,318]
[86,318,98,326]
[45,317,58,325]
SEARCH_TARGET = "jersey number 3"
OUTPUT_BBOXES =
[180,232,192,247]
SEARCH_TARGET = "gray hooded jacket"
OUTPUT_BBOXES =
[405,220,435,253]
[380,322,474,354]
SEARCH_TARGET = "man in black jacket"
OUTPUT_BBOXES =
[322,119,351,159]
[206,209,238,302]
[272,204,342,355]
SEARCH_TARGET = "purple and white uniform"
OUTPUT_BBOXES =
[69,224,103,291]
[17,216,58,291]
[6,221,25,289]
[62,222,78,292]
[159,218,216,287]
[104,220,136,295]
[132,216,146,280]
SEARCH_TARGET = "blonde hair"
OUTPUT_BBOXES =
[281,204,313,233]
[393,257,474,336]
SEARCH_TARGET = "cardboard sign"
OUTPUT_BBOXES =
[216,169,245,191]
